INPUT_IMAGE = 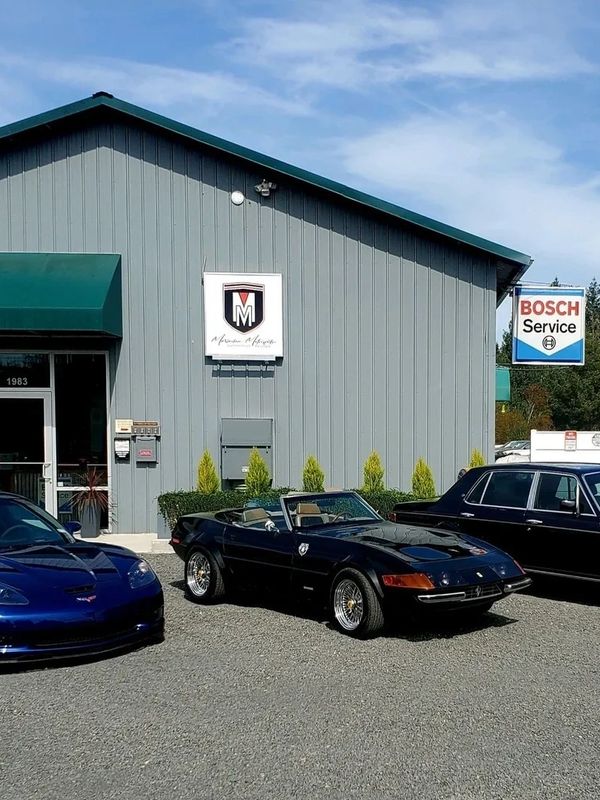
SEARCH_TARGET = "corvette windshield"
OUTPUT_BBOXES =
[284,492,380,529]
[0,499,68,547]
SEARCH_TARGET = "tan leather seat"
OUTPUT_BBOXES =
[241,508,270,525]
[295,502,329,526]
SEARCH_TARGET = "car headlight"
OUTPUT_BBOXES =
[127,560,156,589]
[0,582,29,605]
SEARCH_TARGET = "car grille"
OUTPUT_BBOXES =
[30,620,140,648]
[464,583,502,600]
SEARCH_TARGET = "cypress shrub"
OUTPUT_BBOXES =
[302,455,325,492]
[245,448,272,496]
[469,448,487,468]
[411,458,437,499]
[362,451,385,493]
[196,449,220,494]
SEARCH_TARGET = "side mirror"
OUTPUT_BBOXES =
[559,499,577,513]
[64,520,82,535]
[264,520,279,533]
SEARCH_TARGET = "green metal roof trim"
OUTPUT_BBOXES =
[0,93,532,272]
[0,253,122,336]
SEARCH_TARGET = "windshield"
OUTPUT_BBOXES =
[0,499,69,547]
[283,492,380,529]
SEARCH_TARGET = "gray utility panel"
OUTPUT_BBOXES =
[221,418,273,480]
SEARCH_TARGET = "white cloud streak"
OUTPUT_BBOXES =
[232,0,596,88]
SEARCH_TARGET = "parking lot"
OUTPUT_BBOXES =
[2,555,599,800]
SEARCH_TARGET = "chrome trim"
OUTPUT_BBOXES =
[417,591,467,603]
[503,577,532,593]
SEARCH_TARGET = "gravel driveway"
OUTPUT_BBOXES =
[2,555,599,800]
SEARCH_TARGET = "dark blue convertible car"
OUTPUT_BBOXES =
[170,490,530,638]
[0,493,163,663]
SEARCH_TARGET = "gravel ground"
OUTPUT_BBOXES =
[2,555,599,800]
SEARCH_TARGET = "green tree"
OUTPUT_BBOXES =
[302,455,325,492]
[411,458,437,499]
[362,451,385,492]
[245,448,271,496]
[469,449,486,468]
[196,449,220,494]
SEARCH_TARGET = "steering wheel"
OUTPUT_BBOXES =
[0,524,37,542]
[330,511,353,523]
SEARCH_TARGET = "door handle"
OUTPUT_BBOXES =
[525,519,543,525]
[460,512,474,518]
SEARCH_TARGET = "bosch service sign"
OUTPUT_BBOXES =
[204,273,283,360]
[512,286,586,365]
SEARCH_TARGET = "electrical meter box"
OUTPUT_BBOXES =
[221,418,273,481]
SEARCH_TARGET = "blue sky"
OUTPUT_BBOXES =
[2,0,600,335]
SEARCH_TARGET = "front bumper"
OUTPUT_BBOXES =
[416,576,532,605]
[0,595,164,664]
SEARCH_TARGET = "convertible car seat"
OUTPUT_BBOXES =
[295,502,330,526]
[241,508,270,526]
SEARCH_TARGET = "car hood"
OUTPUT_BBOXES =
[0,542,136,593]
[345,520,493,560]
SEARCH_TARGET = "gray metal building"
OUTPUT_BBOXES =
[0,93,531,535]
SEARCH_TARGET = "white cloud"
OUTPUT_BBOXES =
[0,53,309,117]
[339,108,600,290]
[232,0,596,88]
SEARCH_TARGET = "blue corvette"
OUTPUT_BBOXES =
[0,493,163,663]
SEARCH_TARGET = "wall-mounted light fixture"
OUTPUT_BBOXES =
[254,179,277,197]
[231,190,245,205]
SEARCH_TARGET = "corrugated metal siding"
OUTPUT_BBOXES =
[0,121,496,533]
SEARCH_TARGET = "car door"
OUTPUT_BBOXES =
[224,518,295,589]
[523,471,600,579]
[290,529,337,598]
[455,468,535,564]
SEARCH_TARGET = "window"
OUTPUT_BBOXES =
[466,474,490,505]
[535,473,594,515]
[479,471,534,508]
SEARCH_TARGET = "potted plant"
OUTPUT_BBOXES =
[72,467,109,538]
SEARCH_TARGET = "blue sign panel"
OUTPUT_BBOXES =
[512,287,586,365]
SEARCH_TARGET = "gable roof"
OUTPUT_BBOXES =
[0,92,532,301]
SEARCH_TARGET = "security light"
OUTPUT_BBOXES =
[254,179,277,197]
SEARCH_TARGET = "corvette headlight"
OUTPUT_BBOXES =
[127,560,156,589]
[0,582,29,605]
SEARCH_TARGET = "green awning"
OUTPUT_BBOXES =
[0,253,122,336]
[496,366,511,402]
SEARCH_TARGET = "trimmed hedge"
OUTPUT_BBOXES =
[158,487,416,530]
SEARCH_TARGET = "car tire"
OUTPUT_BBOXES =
[329,568,385,638]
[185,547,226,604]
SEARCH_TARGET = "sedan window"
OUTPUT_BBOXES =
[535,474,594,515]
[479,471,534,508]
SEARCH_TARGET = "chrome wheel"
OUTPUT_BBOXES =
[187,551,211,597]
[333,578,364,631]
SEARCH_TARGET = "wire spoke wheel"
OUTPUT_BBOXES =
[186,551,211,597]
[333,578,365,631]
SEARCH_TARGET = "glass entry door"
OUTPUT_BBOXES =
[0,392,55,515]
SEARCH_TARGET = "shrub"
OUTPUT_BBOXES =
[362,451,385,493]
[245,448,272,496]
[357,489,416,517]
[469,448,487,468]
[411,458,437,499]
[196,449,220,494]
[302,455,325,492]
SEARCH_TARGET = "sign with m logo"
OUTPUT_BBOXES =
[224,283,264,333]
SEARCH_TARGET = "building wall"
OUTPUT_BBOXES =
[0,120,496,533]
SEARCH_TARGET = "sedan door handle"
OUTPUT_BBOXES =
[525,519,543,525]
[460,512,474,518]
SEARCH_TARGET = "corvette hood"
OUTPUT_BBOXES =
[0,543,123,594]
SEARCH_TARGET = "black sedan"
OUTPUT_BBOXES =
[391,462,600,583]
[0,492,164,663]
[170,491,530,638]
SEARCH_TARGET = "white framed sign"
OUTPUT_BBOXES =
[204,272,283,360]
[512,286,586,365]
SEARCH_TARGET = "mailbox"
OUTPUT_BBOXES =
[135,436,158,463]
[221,418,273,481]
